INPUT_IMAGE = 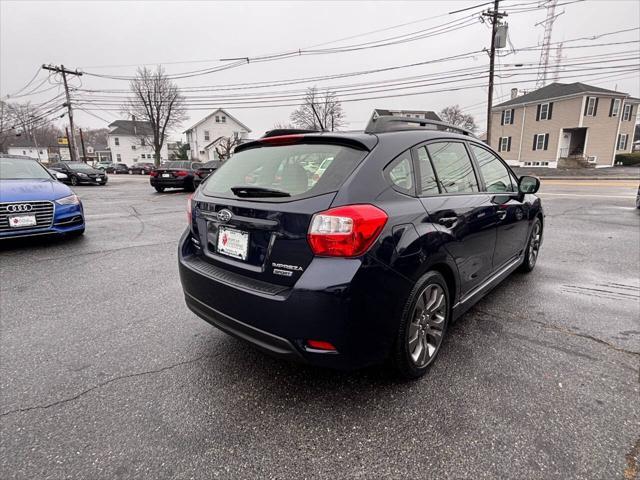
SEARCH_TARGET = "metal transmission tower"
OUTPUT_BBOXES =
[535,0,564,88]
[551,42,564,83]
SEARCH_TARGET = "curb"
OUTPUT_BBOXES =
[537,177,640,181]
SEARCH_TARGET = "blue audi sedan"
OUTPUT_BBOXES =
[0,155,85,239]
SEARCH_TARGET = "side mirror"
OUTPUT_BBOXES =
[518,175,540,194]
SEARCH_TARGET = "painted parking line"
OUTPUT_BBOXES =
[541,180,639,187]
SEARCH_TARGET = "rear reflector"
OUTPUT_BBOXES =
[306,340,337,351]
[307,204,387,257]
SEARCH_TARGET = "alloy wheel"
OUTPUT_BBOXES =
[408,284,447,367]
[528,223,541,266]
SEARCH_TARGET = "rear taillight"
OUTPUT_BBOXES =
[259,134,303,146]
[307,204,387,257]
[176,170,189,177]
[187,194,193,225]
[149,170,158,177]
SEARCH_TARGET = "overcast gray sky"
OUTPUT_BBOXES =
[1,0,639,139]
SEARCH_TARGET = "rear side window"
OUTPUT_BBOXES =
[426,142,479,194]
[201,143,367,200]
[469,144,515,193]
[386,152,414,194]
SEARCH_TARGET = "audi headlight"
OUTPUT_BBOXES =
[56,194,80,206]
[77,172,88,178]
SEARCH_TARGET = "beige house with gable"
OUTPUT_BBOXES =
[490,82,638,168]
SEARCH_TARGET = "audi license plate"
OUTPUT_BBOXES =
[217,227,249,260]
[9,215,37,228]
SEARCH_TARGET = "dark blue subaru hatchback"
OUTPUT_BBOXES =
[0,155,85,239]
[178,117,543,378]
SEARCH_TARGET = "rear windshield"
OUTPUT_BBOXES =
[201,143,367,200]
[161,161,194,169]
[0,158,51,180]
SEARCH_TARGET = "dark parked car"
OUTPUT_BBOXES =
[108,163,130,174]
[193,160,223,188]
[50,162,108,186]
[149,161,200,192]
[178,117,543,379]
[130,162,155,175]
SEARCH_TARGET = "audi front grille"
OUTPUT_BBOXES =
[0,201,55,232]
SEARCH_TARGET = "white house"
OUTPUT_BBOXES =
[107,119,168,165]
[7,145,52,163]
[184,109,251,162]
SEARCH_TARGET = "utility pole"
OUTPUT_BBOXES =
[42,64,82,162]
[483,0,507,146]
[79,128,88,163]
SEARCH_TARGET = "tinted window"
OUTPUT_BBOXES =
[470,144,515,193]
[416,146,439,195]
[65,162,95,172]
[387,152,413,194]
[161,161,191,169]
[202,143,366,200]
[426,142,479,193]
[0,158,51,180]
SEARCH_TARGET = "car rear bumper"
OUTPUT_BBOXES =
[150,177,191,188]
[178,229,412,369]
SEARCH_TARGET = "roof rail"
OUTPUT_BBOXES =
[364,115,476,137]
[262,128,319,138]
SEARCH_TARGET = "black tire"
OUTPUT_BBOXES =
[392,271,450,380]
[185,180,196,192]
[155,186,165,193]
[519,218,542,273]
[70,175,78,186]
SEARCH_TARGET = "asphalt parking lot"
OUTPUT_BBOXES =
[1,175,639,479]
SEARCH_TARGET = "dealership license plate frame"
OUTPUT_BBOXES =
[9,215,37,228]
[217,226,249,261]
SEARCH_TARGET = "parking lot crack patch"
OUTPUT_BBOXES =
[474,309,640,357]
[0,354,213,418]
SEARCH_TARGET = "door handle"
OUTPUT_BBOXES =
[438,217,458,227]
[496,210,507,221]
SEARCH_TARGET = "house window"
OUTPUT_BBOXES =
[131,145,136,150]
[539,103,550,120]
[533,133,548,151]
[114,137,120,146]
[611,98,621,117]
[204,130,210,141]
[221,116,226,123]
[499,136,510,152]
[585,97,597,116]
[116,154,121,161]
[617,133,628,151]
[622,104,632,121]
[215,116,220,123]
[503,109,512,125]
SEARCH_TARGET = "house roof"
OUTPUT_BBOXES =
[108,120,154,136]
[184,108,252,133]
[373,108,441,121]
[494,82,636,109]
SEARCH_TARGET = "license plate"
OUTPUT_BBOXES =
[96,178,102,182]
[9,215,37,228]
[217,227,249,260]
[162,173,171,178]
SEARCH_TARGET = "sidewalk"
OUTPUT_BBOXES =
[512,165,640,180]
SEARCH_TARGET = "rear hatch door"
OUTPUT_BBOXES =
[192,136,372,287]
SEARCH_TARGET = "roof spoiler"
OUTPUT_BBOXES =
[364,115,476,137]
[262,128,319,138]
[236,133,373,153]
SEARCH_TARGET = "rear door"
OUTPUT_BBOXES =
[468,142,530,269]
[413,140,497,297]
[192,141,369,287]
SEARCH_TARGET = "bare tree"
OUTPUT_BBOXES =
[4,101,55,155]
[290,87,345,131]
[439,105,477,132]
[215,134,241,161]
[0,101,13,153]
[123,66,186,166]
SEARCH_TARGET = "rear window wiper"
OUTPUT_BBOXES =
[230,186,291,198]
